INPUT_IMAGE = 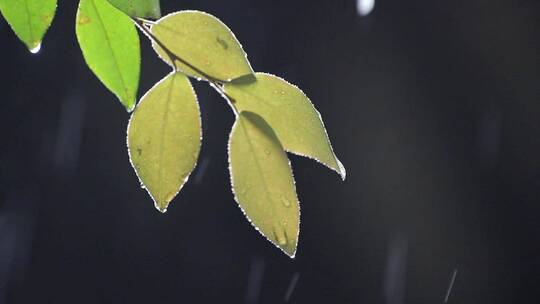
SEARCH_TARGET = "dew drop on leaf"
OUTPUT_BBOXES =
[78,15,91,25]
[273,226,288,246]
[281,195,291,207]
[30,43,42,54]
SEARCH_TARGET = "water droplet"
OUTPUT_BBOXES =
[281,195,291,207]
[165,191,176,203]
[337,159,347,180]
[78,15,91,25]
[273,227,288,246]
[264,149,271,156]
[280,90,286,95]
[204,60,211,66]
[30,43,41,54]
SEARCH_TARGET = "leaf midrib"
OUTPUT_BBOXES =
[23,0,35,46]
[89,0,130,104]
[238,117,277,214]
[156,74,175,205]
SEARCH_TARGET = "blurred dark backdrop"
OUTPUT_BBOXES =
[1,0,539,303]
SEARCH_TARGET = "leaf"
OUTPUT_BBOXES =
[229,112,300,257]
[76,0,140,111]
[0,0,57,52]
[224,73,346,180]
[151,11,254,82]
[127,72,201,212]
[107,0,160,19]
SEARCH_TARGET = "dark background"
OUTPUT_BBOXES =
[1,0,539,303]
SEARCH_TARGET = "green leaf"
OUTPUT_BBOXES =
[0,0,57,52]
[107,0,160,19]
[224,73,346,180]
[127,72,201,212]
[151,11,254,82]
[229,112,300,257]
[76,0,140,111]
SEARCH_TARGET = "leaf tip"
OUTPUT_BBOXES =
[154,201,169,214]
[271,226,298,259]
[284,248,297,259]
[125,101,136,113]
[276,237,297,258]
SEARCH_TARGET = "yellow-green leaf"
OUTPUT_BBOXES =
[107,0,160,19]
[0,0,57,52]
[229,112,300,257]
[225,73,346,179]
[128,72,201,212]
[76,0,140,111]
[151,11,254,82]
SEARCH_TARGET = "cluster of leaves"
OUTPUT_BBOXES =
[0,0,345,257]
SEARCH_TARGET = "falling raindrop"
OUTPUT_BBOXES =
[245,257,265,304]
[284,273,301,302]
[194,157,210,184]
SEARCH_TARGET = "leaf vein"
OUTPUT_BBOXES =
[156,74,175,203]
[23,0,35,45]
[238,117,276,211]
[89,0,130,103]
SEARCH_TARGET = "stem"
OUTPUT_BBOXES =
[210,81,239,115]
[137,17,156,26]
